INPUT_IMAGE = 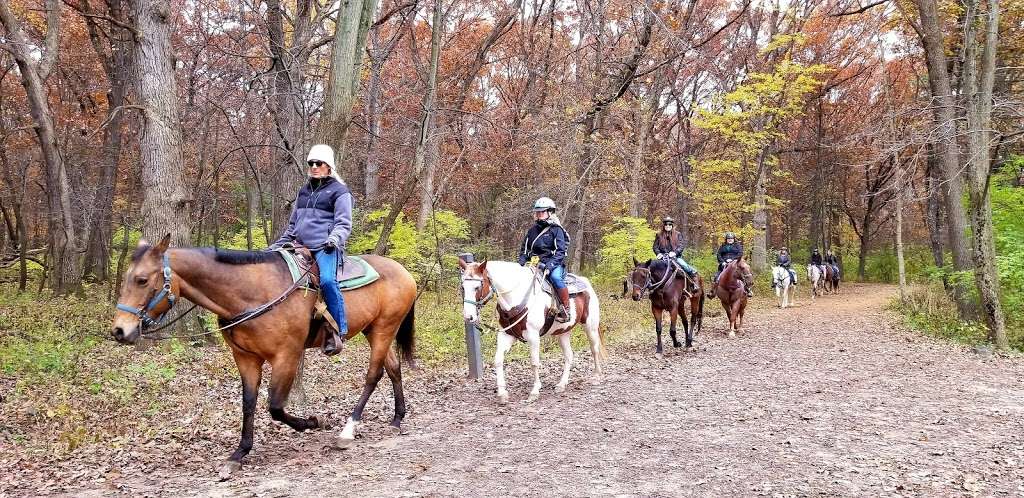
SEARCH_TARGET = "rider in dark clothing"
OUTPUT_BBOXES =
[825,250,840,278]
[711,232,751,298]
[775,247,797,287]
[652,216,697,277]
[810,249,823,266]
[517,197,571,322]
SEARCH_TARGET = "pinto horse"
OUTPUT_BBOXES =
[714,257,753,337]
[807,264,824,300]
[772,265,795,308]
[460,260,604,404]
[628,257,704,356]
[111,235,416,477]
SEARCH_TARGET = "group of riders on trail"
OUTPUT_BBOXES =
[270,144,844,357]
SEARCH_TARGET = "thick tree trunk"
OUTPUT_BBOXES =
[751,147,770,273]
[915,0,975,315]
[925,152,946,275]
[129,0,191,245]
[317,0,379,161]
[962,0,1006,348]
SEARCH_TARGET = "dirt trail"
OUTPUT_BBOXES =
[70,284,1024,496]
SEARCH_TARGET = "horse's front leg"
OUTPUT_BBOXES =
[494,331,516,404]
[527,331,542,403]
[652,305,664,358]
[219,348,264,479]
[669,304,683,348]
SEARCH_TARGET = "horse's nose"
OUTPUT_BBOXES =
[112,326,125,341]
[632,295,640,301]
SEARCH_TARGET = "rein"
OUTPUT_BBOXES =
[116,253,315,340]
[463,266,542,334]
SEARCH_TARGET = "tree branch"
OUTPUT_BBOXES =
[831,0,889,17]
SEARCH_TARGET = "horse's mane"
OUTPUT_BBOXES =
[208,248,281,265]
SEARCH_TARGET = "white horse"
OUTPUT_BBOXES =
[807,264,824,300]
[772,266,796,308]
[459,259,604,404]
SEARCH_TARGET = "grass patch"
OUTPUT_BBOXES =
[887,284,1020,350]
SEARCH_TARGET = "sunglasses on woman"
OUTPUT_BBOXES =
[308,160,327,167]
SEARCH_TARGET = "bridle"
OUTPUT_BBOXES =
[631,259,678,300]
[116,253,178,330]
[461,266,540,333]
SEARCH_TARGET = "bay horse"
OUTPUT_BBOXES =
[771,265,795,308]
[714,256,753,337]
[459,260,604,404]
[807,264,824,299]
[824,264,841,294]
[111,235,416,477]
[628,256,704,356]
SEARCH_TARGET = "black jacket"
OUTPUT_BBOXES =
[517,220,569,268]
[826,254,838,265]
[717,242,744,263]
[653,231,684,256]
[811,253,823,265]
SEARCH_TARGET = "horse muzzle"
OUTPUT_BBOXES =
[111,324,141,344]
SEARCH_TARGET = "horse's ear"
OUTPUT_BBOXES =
[479,259,488,272]
[632,256,639,268]
[642,259,651,268]
[153,233,172,254]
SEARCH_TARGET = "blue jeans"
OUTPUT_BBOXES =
[673,257,697,276]
[315,248,348,333]
[547,264,566,291]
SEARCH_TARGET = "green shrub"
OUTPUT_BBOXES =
[593,216,657,285]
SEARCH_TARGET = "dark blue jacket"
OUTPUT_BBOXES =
[517,220,569,268]
[826,254,838,265]
[811,253,823,265]
[717,242,743,263]
[273,177,353,249]
[777,253,792,268]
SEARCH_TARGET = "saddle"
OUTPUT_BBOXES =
[498,271,591,342]
[538,272,588,296]
[274,248,380,333]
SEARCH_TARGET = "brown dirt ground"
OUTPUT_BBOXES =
[9,283,1024,497]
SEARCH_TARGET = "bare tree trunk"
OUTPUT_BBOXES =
[914,0,975,315]
[0,0,83,293]
[128,0,191,245]
[962,0,1006,348]
[317,0,379,161]
[415,0,446,230]
[895,184,907,302]
[925,152,946,275]
[628,89,656,218]
[751,147,770,272]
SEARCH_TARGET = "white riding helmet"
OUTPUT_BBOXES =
[532,197,557,212]
[307,144,336,171]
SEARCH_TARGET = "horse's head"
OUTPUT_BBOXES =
[627,256,652,301]
[112,234,176,344]
[734,256,754,292]
[458,258,491,323]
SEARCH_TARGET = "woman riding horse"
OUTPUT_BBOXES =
[268,144,351,355]
[710,232,751,298]
[775,247,797,288]
[652,216,698,281]
[517,197,571,322]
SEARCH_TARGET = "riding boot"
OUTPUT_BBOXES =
[555,288,571,322]
[322,328,345,356]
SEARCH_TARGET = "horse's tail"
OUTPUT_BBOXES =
[396,302,417,368]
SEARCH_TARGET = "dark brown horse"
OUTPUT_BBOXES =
[714,256,753,337]
[111,235,417,477]
[823,265,841,294]
[628,257,705,356]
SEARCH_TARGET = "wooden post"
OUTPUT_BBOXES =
[459,252,484,380]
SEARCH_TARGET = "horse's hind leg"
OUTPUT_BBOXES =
[337,334,389,447]
[555,333,573,393]
[382,348,407,431]
[583,306,603,379]
[267,351,320,432]
[220,348,263,477]
[652,306,664,358]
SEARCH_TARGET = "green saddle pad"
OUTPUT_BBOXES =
[274,250,380,291]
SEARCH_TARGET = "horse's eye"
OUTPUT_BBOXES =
[135,276,148,286]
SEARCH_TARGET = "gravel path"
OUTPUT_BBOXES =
[46,284,1024,496]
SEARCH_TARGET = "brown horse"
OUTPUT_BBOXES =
[714,256,753,337]
[823,265,841,294]
[111,235,416,477]
[628,257,704,356]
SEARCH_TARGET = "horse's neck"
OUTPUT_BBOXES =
[720,264,741,287]
[487,262,539,310]
[170,249,288,318]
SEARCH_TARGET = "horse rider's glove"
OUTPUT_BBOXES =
[518,256,527,266]
[325,236,339,251]
[669,251,676,258]
[538,262,546,270]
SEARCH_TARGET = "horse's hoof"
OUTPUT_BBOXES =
[673,342,682,348]
[311,414,331,430]
[389,424,404,436]
[655,352,664,360]
[333,434,355,449]
[526,392,539,403]
[498,393,509,405]
[728,331,736,338]
[554,383,567,394]
[217,460,241,481]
